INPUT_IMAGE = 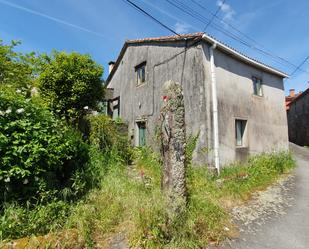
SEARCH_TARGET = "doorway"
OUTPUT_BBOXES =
[136,121,146,147]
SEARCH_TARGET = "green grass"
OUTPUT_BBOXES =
[64,149,295,248]
[0,149,296,248]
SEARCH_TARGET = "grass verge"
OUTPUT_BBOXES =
[66,149,295,248]
[0,149,295,248]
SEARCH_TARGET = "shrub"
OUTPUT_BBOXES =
[38,51,104,122]
[0,87,89,204]
[87,114,131,163]
[0,201,70,240]
[0,40,34,88]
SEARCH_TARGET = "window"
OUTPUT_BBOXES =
[252,77,263,96]
[235,119,247,147]
[137,121,146,147]
[135,62,146,86]
[99,100,108,115]
[112,97,120,120]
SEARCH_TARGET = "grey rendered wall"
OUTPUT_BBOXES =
[108,41,211,165]
[108,40,289,167]
[209,45,289,165]
[287,92,309,146]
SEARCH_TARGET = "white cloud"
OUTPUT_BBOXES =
[174,22,190,34]
[217,0,235,22]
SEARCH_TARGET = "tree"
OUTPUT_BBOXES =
[0,39,34,88]
[38,51,104,122]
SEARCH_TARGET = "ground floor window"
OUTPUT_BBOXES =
[136,121,146,147]
[235,119,247,147]
[112,97,120,120]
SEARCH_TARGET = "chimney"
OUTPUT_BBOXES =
[108,61,115,74]
[289,89,295,97]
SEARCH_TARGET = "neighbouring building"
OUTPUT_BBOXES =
[285,89,302,110]
[106,32,289,168]
[287,87,309,146]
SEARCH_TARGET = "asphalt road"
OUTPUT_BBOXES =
[220,143,309,249]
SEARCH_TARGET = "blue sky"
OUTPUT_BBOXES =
[0,0,309,94]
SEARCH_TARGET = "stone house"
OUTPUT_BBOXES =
[287,87,309,146]
[106,32,289,169]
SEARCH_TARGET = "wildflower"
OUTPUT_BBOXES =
[23,178,29,185]
[83,106,89,110]
[140,169,145,178]
[163,95,169,102]
[16,108,25,114]
[4,177,10,183]
[5,108,12,114]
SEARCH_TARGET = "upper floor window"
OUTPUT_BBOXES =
[135,62,146,86]
[252,76,263,96]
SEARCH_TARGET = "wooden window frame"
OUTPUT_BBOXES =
[135,61,146,86]
[135,120,147,147]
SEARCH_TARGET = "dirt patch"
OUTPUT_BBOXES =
[0,229,85,249]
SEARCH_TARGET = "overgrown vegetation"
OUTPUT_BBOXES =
[0,40,34,88]
[0,39,296,248]
[0,86,89,205]
[45,148,294,248]
[3,149,294,248]
[0,39,130,243]
[38,51,104,122]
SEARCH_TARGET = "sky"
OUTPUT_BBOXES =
[0,0,309,94]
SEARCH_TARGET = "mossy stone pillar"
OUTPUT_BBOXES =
[160,80,187,216]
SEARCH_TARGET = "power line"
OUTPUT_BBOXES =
[122,0,309,77]
[190,0,262,47]
[121,0,180,36]
[166,0,267,48]
[165,0,309,74]
[189,0,309,75]
[165,0,253,48]
[290,55,309,76]
[189,0,307,72]
[202,0,225,31]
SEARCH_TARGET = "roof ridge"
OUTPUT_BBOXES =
[125,32,204,43]
[106,32,288,84]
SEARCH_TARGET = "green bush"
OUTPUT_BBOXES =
[0,87,89,204]
[0,201,70,240]
[0,39,34,88]
[87,115,131,162]
[38,51,104,121]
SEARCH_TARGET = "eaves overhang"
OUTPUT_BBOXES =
[106,32,289,85]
